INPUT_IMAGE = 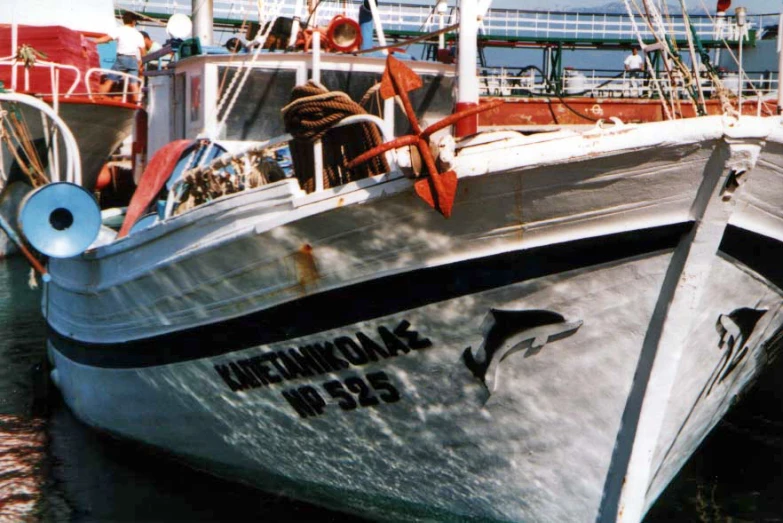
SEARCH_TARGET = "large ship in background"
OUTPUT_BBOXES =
[119,0,779,131]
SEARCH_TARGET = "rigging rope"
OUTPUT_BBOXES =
[676,0,708,111]
[0,102,49,187]
[694,0,774,115]
[623,0,676,120]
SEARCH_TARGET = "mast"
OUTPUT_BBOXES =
[193,0,214,46]
[455,0,479,137]
[778,12,783,114]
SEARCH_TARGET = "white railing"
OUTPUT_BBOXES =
[115,1,771,44]
[0,58,82,97]
[85,68,143,104]
[474,10,751,43]
[477,68,779,102]
[0,59,142,104]
[163,114,395,219]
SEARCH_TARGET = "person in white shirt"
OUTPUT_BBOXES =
[624,47,645,95]
[94,12,146,102]
[624,47,644,74]
[140,31,162,70]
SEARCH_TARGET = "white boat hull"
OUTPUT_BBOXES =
[46,115,783,521]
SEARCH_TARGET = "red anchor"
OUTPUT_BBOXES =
[347,55,502,218]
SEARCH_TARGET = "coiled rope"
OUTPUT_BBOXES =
[282,81,388,192]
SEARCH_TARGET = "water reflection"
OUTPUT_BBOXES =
[47,398,361,522]
[0,256,49,521]
[0,414,47,520]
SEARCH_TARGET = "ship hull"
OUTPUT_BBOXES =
[479,96,778,130]
[45,116,782,521]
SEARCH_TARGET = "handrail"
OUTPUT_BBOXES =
[162,114,396,219]
[85,68,143,104]
[0,59,81,97]
[163,134,293,219]
[476,68,778,100]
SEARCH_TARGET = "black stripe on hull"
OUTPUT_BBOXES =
[719,225,783,292]
[50,222,693,369]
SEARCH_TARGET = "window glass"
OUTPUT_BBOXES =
[315,69,455,132]
[218,67,297,140]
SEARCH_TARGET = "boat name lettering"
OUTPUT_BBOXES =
[212,320,431,393]
[281,371,401,419]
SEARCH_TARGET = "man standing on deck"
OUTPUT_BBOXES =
[140,31,162,70]
[94,12,146,102]
[624,47,645,96]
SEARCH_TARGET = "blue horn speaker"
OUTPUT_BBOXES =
[18,182,101,258]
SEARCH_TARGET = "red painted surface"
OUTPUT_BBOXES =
[0,24,102,95]
[478,97,777,127]
[455,101,479,137]
[326,15,362,53]
[38,95,139,110]
[118,140,193,239]
[95,163,113,191]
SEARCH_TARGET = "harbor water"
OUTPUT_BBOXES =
[0,255,782,521]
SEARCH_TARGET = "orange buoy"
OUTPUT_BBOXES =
[95,163,112,191]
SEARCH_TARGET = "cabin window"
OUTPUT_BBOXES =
[314,69,454,133]
[218,67,297,140]
[173,73,186,140]
[401,74,454,133]
[317,70,382,111]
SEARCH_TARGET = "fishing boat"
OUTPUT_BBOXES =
[0,0,140,193]
[21,0,783,521]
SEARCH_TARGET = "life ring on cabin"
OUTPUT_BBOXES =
[325,15,362,53]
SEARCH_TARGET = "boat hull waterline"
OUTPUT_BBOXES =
[46,115,783,521]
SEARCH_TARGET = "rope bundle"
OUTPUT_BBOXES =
[0,103,50,187]
[282,81,389,193]
[175,154,286,215]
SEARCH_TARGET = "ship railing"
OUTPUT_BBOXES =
[477,10,728,43]
[478,68,779,101]
[162,113,395,219]
[726,75,779,115]
[0,58,82,97]
[84,68,143,104]
[116,1,762,45]
[746,76,779,98]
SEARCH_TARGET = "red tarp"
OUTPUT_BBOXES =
[0,25,102,96]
